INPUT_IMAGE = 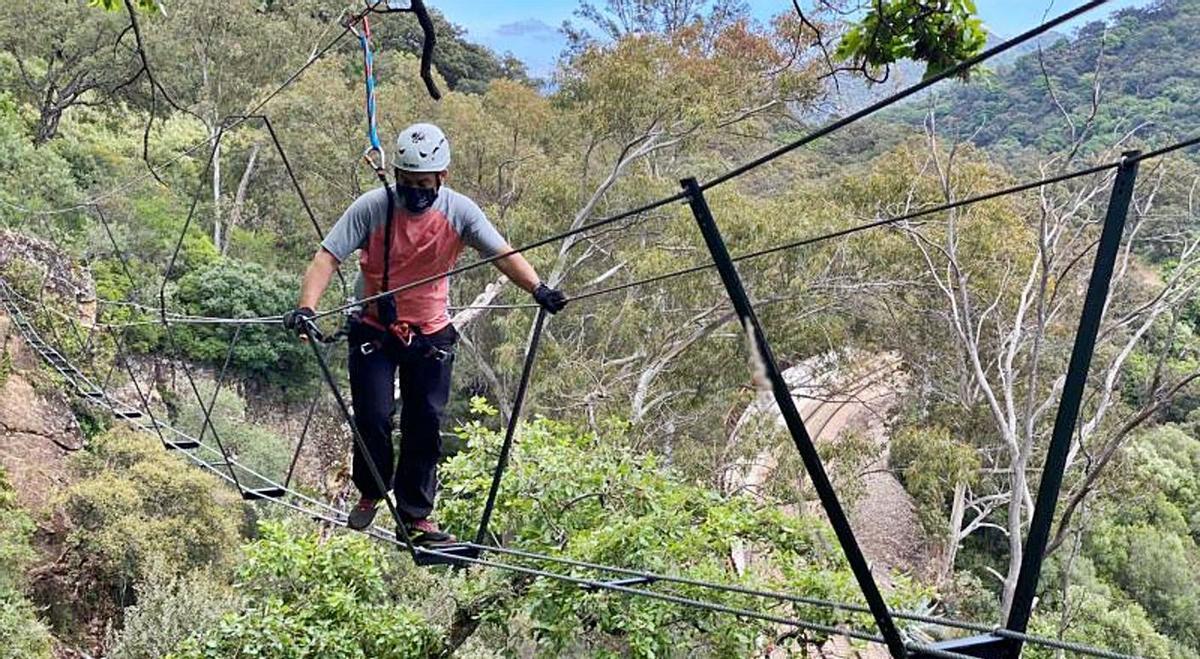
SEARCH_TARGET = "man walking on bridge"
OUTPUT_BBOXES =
[285,123,566,546]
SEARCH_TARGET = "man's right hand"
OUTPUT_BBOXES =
[282,307,318,339]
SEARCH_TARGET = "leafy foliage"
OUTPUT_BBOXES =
[437,405,932,656]
[59,427,242,614]
[173,379,294,490]
[894,1,1200,153]
[88,0,161,13]
[169,259,318,390]
[1028,555,1175,659]
[891,425,980,534]
[107,568,239,659]
[835,0,987,80]
[0,593,52,659]
[0,94,87,240]
[170,522,444,659]
[0,467,52,659]
[1074,425,1200,654]
[0,0,1196,654]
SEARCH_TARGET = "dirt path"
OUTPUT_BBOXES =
[725,351,934,584]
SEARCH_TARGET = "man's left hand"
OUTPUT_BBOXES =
[532,283,567,314]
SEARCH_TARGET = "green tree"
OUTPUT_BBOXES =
[169,258,317,391]
[0,1,136,144]
[0,94,87,240]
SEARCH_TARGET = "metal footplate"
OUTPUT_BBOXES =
[908,634,1012,659]
[241,487,287,501]
[412,543,480,567]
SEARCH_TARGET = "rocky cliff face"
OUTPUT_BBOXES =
[0,309,82,514]
[0,229,92,514]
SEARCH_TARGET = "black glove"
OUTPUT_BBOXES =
[282,307,318,337]
[532,283,567,314]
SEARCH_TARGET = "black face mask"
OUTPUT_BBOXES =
[396,184,438,214]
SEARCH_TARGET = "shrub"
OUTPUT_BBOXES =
[170,522,444,659]
[0,466,52,659]
[891,425,981,535]
[168,259,317,392]
[107,568,239,659]
[173,380,293,490]
[60,427,243,612]
[0,592,52,659]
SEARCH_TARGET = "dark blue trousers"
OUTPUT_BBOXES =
[347,319,456,521]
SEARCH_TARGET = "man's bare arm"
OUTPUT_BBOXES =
[299,249,339,309]
[492,246,542,292]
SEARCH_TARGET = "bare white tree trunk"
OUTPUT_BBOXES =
[222,142,260,255]
[211,128,222,248]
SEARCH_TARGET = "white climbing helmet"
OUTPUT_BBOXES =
[392,122,451,172]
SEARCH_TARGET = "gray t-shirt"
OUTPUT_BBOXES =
[321,185,507,333]
[321,185,506,262]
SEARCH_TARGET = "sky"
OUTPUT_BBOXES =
[430,0,1154,78]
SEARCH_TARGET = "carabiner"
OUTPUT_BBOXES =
[364,146,386,174]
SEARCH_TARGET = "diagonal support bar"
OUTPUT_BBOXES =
[1004,151,1141,643]
[681,177,908,659]
[475,307,548,545]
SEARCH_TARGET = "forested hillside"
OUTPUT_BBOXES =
[895,1,1200,155]
[0,1,1197,658]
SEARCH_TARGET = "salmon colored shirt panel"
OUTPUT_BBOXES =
[321,185,506,334]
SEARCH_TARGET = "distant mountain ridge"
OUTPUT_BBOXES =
[885,0,1195,154]
[810,28,1066,120]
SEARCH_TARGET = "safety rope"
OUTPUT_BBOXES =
[346,12,386,173]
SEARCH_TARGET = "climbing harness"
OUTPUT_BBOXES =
[353,316,454,362]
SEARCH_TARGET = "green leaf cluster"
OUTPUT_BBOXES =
[835,0,987,80]
[437,412,932,656]
[59,427,242,615]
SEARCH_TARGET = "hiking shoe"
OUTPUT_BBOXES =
[402,518,455,547]
[347,497,380,530]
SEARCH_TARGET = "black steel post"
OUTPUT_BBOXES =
[681,178,908,659]
[1005,151,1141,642]
[474,307,548,545]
